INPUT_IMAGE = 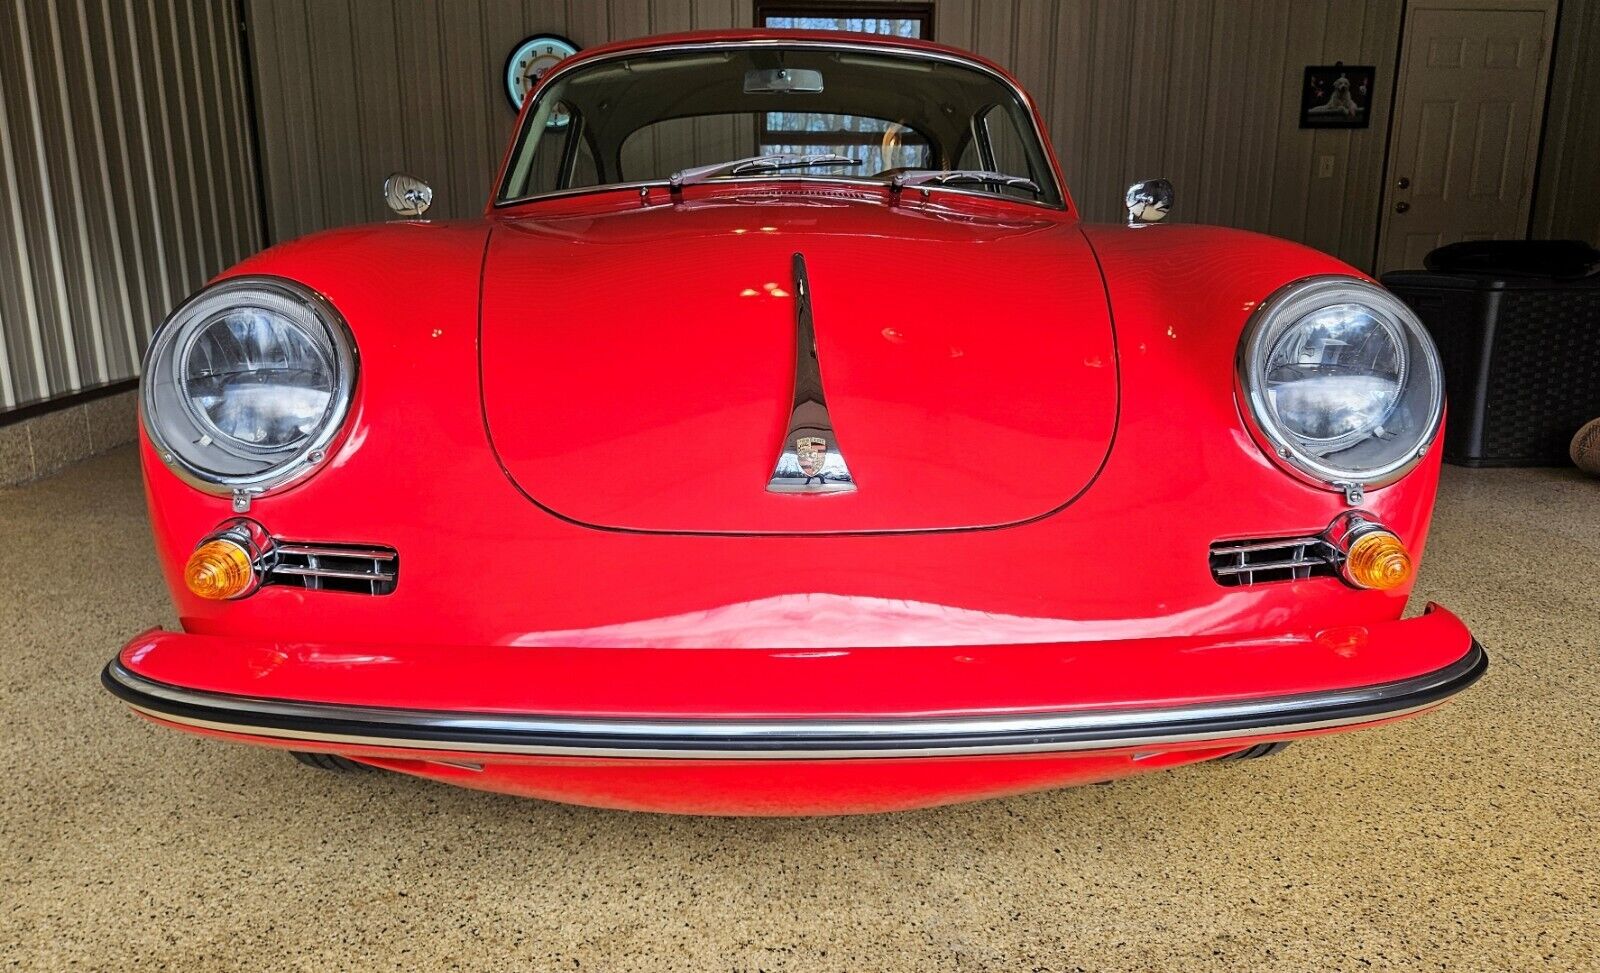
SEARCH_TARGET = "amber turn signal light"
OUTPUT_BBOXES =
[1343,530,1413,590]
[184,538,256,600]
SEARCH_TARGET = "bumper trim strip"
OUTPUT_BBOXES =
[103,642,1485,759]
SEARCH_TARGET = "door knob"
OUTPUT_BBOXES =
[1394,201,1410,214]
[1396,176,1411,189]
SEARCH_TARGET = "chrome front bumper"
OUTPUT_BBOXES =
[103,642,1485,760]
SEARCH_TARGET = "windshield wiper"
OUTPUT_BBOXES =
[668,153,862,193]
[889,169,1042,197]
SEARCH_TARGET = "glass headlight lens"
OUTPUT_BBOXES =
[143,278,355,494]
[1265,303,1406,448]
[182,310,336,450]
[1240,278,1442,488]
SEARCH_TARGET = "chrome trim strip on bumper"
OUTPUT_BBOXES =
[102,642,1485,760]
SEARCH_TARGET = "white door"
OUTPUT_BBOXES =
[1377,0,1556,272]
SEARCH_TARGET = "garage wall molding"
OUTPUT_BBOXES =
[0,0,263,414]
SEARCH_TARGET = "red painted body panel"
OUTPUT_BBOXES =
[146,214,1430,649]
[481,194,1116,532]
[109,31,1478,814]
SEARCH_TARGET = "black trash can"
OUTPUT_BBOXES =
[1381,269,1600,466]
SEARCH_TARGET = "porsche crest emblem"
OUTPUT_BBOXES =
[766,254,854,494]
[795,436,828,477]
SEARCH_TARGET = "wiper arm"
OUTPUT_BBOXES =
[668,153,862,193]
[889,169,1042,196]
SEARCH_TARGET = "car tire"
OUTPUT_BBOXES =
[1213,741,1292,762]
[290,751,373,773]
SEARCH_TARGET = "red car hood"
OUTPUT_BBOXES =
[480,191,1116,533]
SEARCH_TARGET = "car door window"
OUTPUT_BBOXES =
[957,104,1041,186]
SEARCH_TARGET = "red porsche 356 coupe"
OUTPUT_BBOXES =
[104,30,1483,815]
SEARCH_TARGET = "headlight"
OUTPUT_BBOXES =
[1239,276,1442,491]
[142,277,356,497]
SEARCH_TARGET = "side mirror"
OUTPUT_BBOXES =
[1124,179,1173,224]
[383,172,433,217]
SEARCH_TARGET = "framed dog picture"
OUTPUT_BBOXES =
[1300,64,1375,129]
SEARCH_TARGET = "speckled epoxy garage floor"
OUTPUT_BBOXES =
[2,447,1596,972]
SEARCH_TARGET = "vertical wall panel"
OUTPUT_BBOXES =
[483,1,526,167]
[1047,0,1092,196]
[1531,0,1600,242]
[350,0,407,229]
[1009,0,1057,120]
[565,0,612,58]
[1297,0,1356,255]
[934,0,972,49]
[47,0,110,385]
[440,4,489,217]
[394,1,449,238]
[209,0,256,261]
[1,7,46,404]
[10,0,82,395]
[1340,0,1404,265]
[970,0,1016,74]
[1271,1,1329,245]
[0,0,262,413]
[1126,0,1174,191]
[305,0,359,229]
[238,0,1475,274]
[83,3,132,375]
[1158,0,1213,217]
[0,36,45,405]
[1083,2,1134,224]
[183,1,229,274]
[159,0,215,283]
[234,0,1593,269]
[89,0,155,364]
[3,0,1593,416]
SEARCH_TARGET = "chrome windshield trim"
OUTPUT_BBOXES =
[104,642,1484,760]
[492,38,1067,211]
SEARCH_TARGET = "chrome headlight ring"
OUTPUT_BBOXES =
[141,276,357,500]
[1238,275,1443,495]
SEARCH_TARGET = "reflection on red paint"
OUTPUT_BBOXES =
[1316,626,1371,658]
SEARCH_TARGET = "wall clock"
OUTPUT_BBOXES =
[504,34,579,115]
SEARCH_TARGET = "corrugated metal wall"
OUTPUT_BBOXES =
[245,0,759,238]
[4,0,1597,416]
[0,0,262,412]
[244,0,1409,267]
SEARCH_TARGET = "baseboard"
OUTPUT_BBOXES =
[0,389,138,487]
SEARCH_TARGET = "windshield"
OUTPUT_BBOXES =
[496,44,1062,207]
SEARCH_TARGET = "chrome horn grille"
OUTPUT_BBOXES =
[264,542,398,595]
[1209,535,1340,587]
